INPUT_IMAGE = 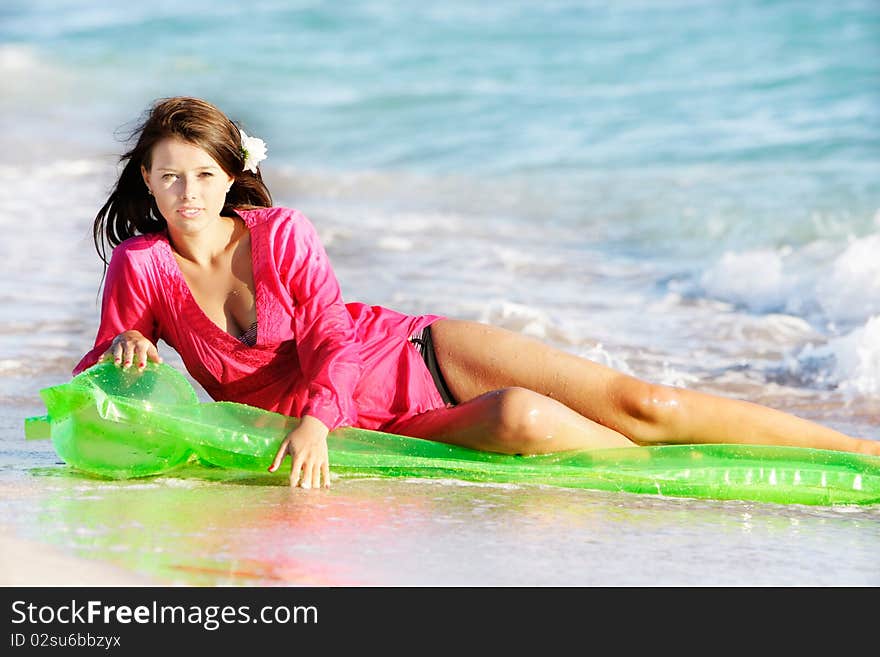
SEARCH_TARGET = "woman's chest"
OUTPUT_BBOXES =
[175,242,257,338]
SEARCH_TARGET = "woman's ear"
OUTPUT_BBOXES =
[140,165,151,194]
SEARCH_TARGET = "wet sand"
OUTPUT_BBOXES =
[0,529,159,587]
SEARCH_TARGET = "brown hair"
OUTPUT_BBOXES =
[93,96,273,264]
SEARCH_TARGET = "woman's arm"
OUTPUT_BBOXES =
[287,213,364,430]
[271,212,365,486]
[73,242,160,375]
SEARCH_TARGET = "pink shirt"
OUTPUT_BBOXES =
[73,207,447,432]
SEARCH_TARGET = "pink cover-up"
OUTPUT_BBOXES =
[73,207,448,432]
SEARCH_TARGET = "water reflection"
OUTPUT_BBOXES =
[7,465,878,586]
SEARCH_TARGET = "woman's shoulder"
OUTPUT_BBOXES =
[237,207,326,275]
[104,232,169,287]
[235,206,309,228]
[110,232,167,261]
[235,206,321,248]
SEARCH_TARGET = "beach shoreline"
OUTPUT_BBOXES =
[0,529,160,587]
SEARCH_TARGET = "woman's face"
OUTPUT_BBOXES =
[141,137,234,237]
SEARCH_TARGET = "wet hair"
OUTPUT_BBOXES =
[92,96,273,265]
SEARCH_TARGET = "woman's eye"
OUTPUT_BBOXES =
[161,173,177,181]
[200,172,214,178]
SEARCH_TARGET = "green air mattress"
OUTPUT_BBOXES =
[24,362,880,506]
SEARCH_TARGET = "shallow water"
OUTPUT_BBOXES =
[4,460,879,586]
[2,0,879,585]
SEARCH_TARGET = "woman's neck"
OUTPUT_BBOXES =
[169,214,243,266]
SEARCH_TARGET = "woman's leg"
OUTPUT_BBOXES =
[390,386,637,454]
[428,319,880,456]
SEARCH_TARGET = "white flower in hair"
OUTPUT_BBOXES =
[240,128,267,173]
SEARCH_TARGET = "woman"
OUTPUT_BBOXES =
[75,96,880,489]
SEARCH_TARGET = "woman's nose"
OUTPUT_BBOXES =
[180,179,198,200]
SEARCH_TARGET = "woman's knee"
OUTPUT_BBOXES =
[487,387,553,454]
[611,378,687,442]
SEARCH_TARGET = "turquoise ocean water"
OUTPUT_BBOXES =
[1,1,879,585]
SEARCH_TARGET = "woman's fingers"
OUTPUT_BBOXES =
[307,461,326,489]
[146,342,164,365]
[268,443,329,489]
[122,341,136,368]
[132,341,163,369]
[300,461,319,489]
[269,422,330,488]
[100,331,161,369]
[290,453,305,488]
[134,342,153,369]
[112,341,124,365]
[268,439,290,473]
[303,461,330,489]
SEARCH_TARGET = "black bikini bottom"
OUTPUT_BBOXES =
[409,324,457,406]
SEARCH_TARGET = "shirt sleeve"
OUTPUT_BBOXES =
[287,213,364,430]
[72,243,158,375]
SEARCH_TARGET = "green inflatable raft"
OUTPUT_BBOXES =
[24,362,880,506]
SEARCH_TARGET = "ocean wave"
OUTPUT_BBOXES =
[376,236,413,251]
[795,315,880,396]
[477,300,574,343]
[696,228,880,329]
[0,44,39,72]
[0,44,76,108]
[0,158,106,180]
[815,232,880,324]
[699,248,792,313]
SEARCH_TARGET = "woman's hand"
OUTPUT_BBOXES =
[99,330,163,370]
[269,415,331,488]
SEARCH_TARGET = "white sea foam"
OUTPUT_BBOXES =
[0,45,39,72]
[698,233,880,332]
[0,44,76,109]
[492,245,563,274]
[700,248,791,312]
[477,300,569,341]
[0,157,108,195]
[799,315,880,396]
[654,362,701,388]
[814,233,880,324]
[577,343,636,377]
[0,360,23,373]
[32,159,105,179]
[377,236,414,251]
